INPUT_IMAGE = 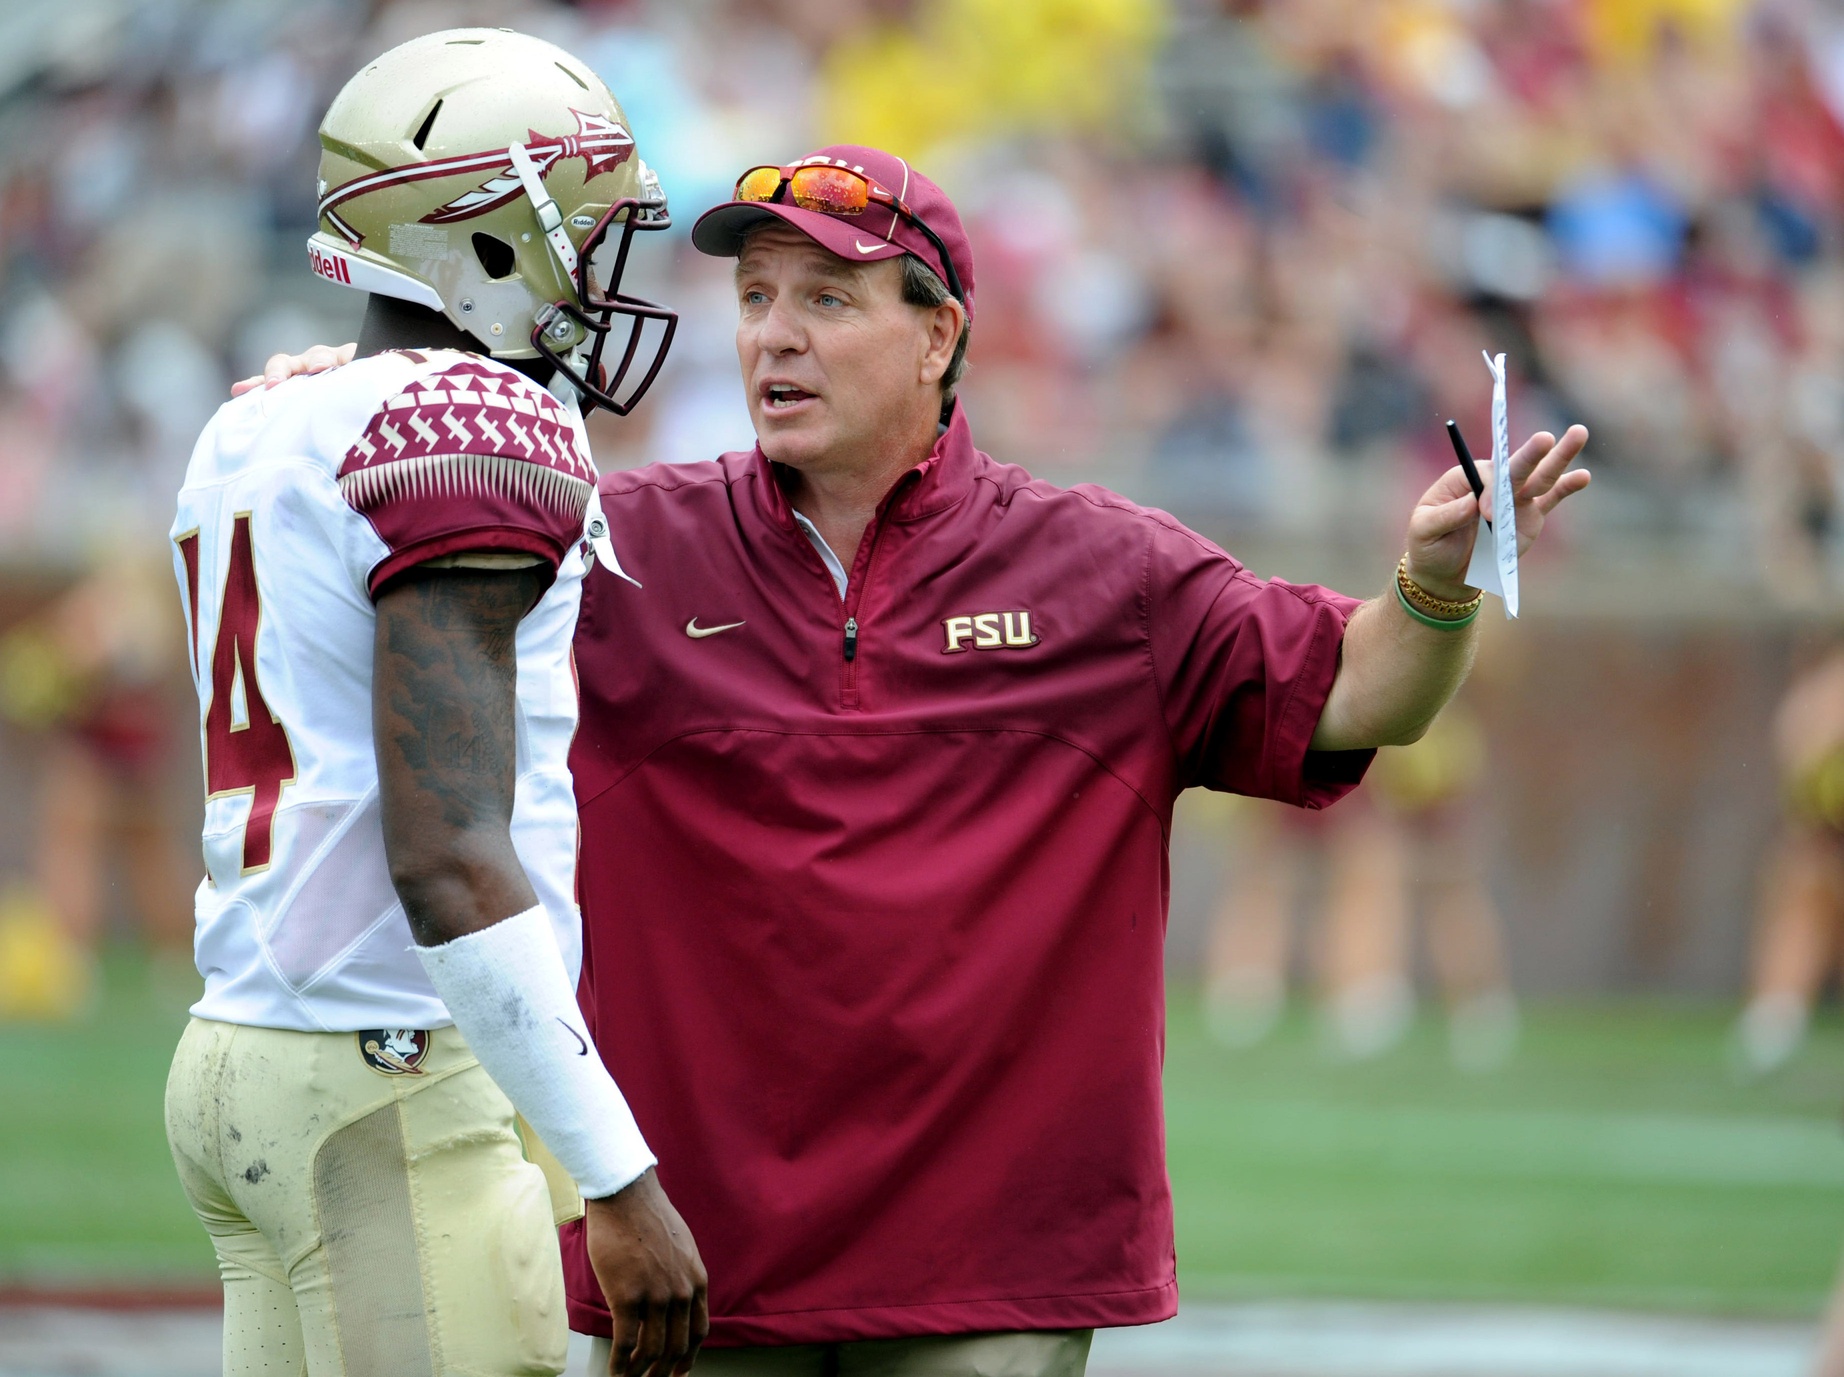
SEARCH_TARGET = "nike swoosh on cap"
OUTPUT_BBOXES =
[853,239,891,255]
[686,618,746,638]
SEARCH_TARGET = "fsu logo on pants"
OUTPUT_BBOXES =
[358,1028,430,1076]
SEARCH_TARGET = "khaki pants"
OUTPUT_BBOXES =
[166,1017,572,1376]
[583,1330,1091,1376]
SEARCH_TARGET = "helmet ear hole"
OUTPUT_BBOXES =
[411,99,442,150]
[472,232,517,280]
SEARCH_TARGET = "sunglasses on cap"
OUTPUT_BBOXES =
[734,164,966,306]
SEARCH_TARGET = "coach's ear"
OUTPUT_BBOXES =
[231,341,357,397]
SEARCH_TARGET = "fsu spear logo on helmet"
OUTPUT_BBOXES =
[318,109,635,246]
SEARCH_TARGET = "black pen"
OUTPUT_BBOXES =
[1445,418,1492,531]
[1445,419,1486,501]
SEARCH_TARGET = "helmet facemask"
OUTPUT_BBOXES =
[532,193,678,416]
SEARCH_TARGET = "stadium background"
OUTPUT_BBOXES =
[4,0,1844,1371]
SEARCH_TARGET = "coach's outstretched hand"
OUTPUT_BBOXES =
[588,1168,709,1376]
[1401,424,1591,602]
[1311,425,1591,752]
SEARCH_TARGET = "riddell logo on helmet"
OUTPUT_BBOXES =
[309,244,353,286]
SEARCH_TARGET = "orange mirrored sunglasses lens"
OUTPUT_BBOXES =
[736,167,784,202]
[787,166,869,215]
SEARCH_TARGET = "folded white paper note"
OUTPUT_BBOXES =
[1462,351,1519,618]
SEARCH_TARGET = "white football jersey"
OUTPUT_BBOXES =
[170,349,597,1032]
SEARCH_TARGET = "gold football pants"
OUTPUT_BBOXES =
[166,1016,573,1376]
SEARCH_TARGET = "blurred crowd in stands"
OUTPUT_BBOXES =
[2,0,1843,585]
[3,0,1844,1026]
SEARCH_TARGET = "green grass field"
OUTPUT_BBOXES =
[6,951,1844,1317]
[1165,989,1844,1317]
[0,950,214,1283]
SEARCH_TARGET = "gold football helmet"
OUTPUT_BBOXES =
[311,27,675,413]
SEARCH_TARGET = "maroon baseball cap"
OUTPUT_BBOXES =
[691,144,977,321]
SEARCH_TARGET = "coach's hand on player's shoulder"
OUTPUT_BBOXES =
[230,341,357,396]
[1402,424,1591,602]
[588,1167,709,1376]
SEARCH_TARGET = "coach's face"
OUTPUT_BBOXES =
[735,223,961,477]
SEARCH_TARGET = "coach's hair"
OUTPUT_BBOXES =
[900,253,971,420]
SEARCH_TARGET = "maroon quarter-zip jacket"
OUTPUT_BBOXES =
[563,402,1372,1346]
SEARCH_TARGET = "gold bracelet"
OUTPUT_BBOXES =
[1396,555,1482,621]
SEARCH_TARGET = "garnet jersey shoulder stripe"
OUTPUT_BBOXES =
[337,354,598,595]
[339,356,593,481]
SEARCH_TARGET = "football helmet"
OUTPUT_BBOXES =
[311,28,675,413]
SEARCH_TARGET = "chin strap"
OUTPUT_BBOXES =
[509,142,579,282]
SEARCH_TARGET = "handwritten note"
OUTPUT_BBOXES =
[1462,351,1519,618]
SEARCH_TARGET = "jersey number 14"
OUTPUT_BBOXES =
[176,515,297,873]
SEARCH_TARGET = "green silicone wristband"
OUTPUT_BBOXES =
[1395,577,1480,630]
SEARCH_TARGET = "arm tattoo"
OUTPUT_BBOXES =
[373,565,546,943]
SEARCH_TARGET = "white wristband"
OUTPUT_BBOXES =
[415,905,654,1199]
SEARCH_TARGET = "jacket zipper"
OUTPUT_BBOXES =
[839,493,903,709]
[840,574,866,707]
[811,464,921,709]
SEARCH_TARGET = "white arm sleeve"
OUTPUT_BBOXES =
[415,904,655,1199]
